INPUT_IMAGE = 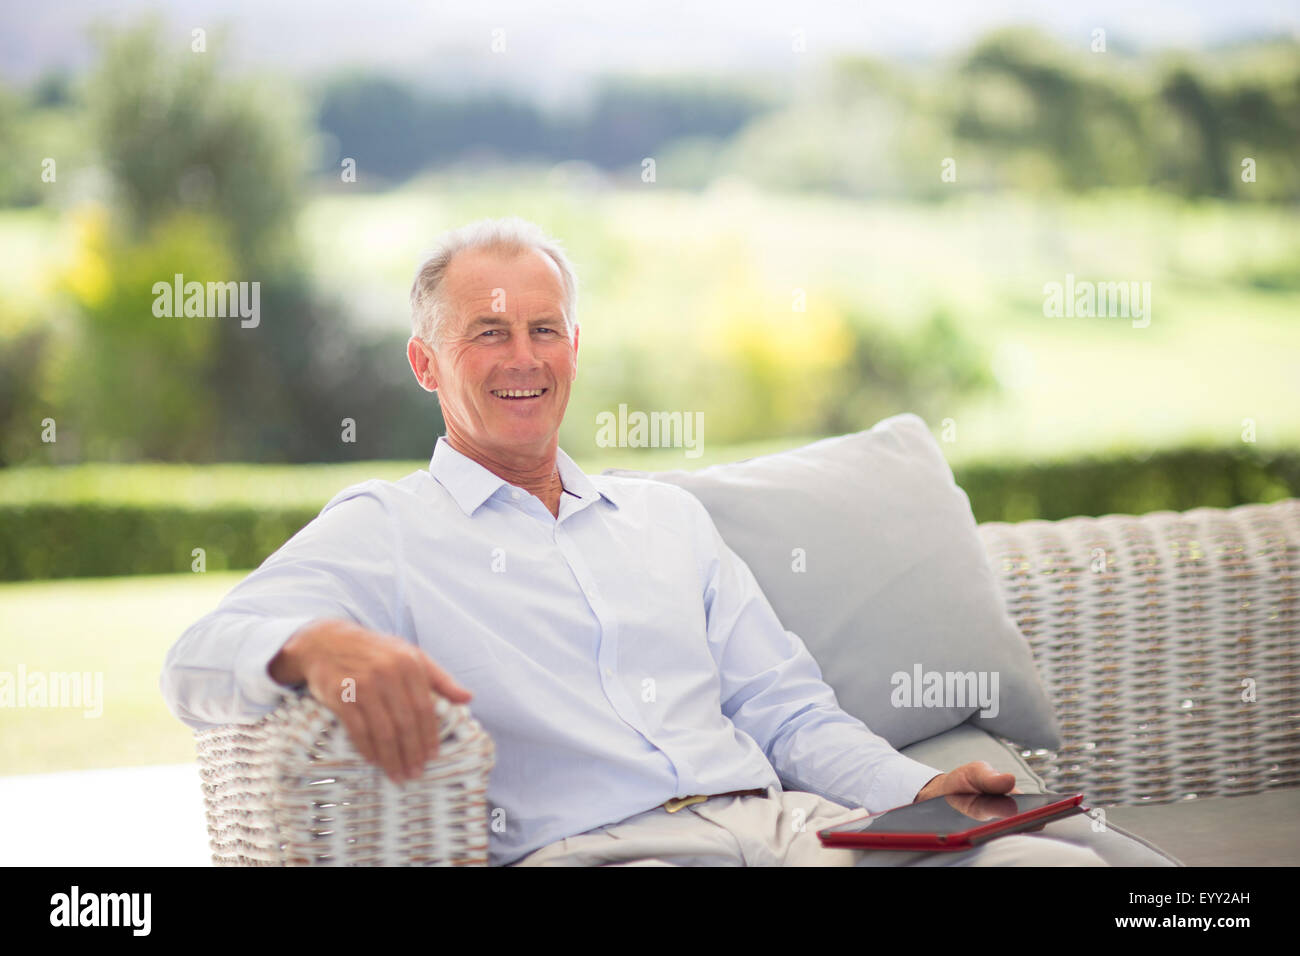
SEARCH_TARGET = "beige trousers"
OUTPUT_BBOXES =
[510,784,1181,867]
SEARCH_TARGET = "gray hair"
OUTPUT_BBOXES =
[409,216,579,350]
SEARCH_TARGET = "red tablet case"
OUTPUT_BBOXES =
[817,793,1086,851]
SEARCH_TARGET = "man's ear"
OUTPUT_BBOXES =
[570,322,580,381]
[407,336,438,392]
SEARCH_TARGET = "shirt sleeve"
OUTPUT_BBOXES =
[691,497,944,812]
[159,483,404,730]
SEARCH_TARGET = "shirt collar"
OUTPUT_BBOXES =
[428,435,621,517]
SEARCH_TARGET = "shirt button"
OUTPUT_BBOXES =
[511,489,521,500]
[604,668,614,678]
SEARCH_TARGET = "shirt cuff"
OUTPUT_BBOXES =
[234,616,322,709]
[863,753,946,813]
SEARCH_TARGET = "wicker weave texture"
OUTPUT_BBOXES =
[195,694,493,865]
[977,498,1300,807]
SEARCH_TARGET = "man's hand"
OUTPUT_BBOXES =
[268,619,473,785]
[914,760,1021,803]
[913,761,1047,830]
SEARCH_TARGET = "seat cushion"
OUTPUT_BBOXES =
[604,412,1061,751]
[1104,789,1300,866]
[900,723,1183,866]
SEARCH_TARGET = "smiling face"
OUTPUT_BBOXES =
[407,245,579,470]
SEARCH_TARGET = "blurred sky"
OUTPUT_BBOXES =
[5,0,1300,108]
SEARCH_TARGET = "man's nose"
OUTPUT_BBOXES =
[504,330,542,369]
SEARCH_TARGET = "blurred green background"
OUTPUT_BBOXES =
[1,9,1297,774]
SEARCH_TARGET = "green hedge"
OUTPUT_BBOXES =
[1,445,1295,581]
[956,445,1299,524]
[0,504,319,581]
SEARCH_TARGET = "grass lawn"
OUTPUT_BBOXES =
[0,572,246,776]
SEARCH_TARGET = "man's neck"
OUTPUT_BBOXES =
[445,432,565,517]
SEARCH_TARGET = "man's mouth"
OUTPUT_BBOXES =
[491,388,548,401]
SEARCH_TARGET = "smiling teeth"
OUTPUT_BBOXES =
[493,389,545,398]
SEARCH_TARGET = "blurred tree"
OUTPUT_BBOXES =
[955,29,1146,192]
[55,206,228,460]
[0,84,44,207]
[30,70,75,109]
[1154,50,1300,201]
[313,71,771,181]
[575,76,769,169]
[316,73,433,182]
[820,308,998,437]
[688,265,997,443]
[85,17,305,271]
[48,16,443,463]
[0,323,52,466]
[720,29,1299,202]
[1159,67,1231,196]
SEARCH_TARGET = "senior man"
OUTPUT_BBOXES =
[162,217,1166,867]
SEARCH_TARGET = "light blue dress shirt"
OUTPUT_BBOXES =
[161,435,943,865]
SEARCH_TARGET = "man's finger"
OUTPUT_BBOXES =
[310,675,380,767]
[383,684,427,782]
[337,705,380,768]
[401,663,441,767]
[361,695,407,783]
[423,654,473,703]
[974,763,1016,792]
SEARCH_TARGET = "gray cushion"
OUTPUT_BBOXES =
[901,724,1182,866]
[604,412,1061,751]
[1104,789,1300,866]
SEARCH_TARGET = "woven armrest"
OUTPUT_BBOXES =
[195,692,494,865]
[977,498,1300,807]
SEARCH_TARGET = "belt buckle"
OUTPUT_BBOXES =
[663,794,709,813]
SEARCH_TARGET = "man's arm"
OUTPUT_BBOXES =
[159,483,469,782]
[690,499,945,812]
[160,485,397,727]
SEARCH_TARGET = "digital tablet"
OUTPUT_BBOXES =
[817,791,1086,851]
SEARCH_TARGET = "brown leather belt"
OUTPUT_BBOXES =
[662,788,767,812]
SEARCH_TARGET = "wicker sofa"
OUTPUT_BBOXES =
[194,498,1300,866]
[972,498,1300,865]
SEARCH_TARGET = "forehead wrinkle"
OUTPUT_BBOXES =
[458,296,567,326]
[442,254,570,338]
